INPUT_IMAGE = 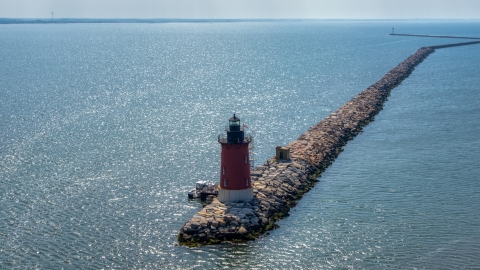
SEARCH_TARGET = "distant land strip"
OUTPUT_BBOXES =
[178,40,480,247]
[0,18,294,24]
[390,33,480,40]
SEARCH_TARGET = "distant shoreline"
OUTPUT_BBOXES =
[1,18,293,24]
[1,18,479,25]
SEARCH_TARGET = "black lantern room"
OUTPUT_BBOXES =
[226,114,244,143]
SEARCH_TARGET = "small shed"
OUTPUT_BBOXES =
[275,146,290,161]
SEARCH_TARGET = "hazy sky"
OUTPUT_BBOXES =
[1,0,479,19]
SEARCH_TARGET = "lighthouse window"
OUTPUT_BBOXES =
[224,179,227,187]
[244,155,247,163]
[222,167,225,175]
[230,120,240,126]
[246,178,249,186]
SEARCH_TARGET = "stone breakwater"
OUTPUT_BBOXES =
[390,33,480,40]
[178,46,435,246]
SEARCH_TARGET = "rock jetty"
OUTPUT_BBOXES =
[390,33,480,40]
[178,46,436,246]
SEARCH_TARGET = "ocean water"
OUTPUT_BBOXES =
[0,20,479,269]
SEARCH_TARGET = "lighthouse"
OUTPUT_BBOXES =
[217,114,253,202]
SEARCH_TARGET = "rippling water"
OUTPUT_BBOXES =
[0,20,479,269]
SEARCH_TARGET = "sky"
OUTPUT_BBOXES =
[0,0,479,19]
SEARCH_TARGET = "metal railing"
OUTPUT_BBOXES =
[217,133,253,144]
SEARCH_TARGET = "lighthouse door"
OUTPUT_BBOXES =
[279,151,284,160]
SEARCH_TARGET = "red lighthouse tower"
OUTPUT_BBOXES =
[217,114,253,202]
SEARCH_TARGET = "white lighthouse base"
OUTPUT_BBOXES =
[218,186,253,203]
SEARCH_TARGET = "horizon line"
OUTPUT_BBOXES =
[1,18,480,25]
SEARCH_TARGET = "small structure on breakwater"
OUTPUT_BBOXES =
[275,146,291,162]
[178,40,480,247]
[188,181,218,200]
